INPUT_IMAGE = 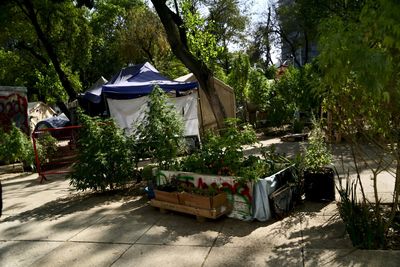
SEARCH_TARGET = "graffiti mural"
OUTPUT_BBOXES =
[157,170,254,221]
[0,88,28,134]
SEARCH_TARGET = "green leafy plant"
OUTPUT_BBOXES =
[0,124,33,167]
[133,86,186,169]
[181,0,223,67]
[179,119,290,183]
[35,132,58,164]
[141,164,157,181]
[180,119,257,176]
[69,110,134,191]
[337,177,386,249]
[303,123,332,173]
[178,182,223,197]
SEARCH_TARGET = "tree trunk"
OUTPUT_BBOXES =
[304,31,309,64]
[21,0,77,103]
[151,0,226,128]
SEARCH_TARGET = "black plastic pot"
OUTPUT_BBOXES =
[304,167,335,202]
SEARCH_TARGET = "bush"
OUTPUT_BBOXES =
[304,123,332,173]
[69,111,134,191]
[133,86,186,169]
[338,179,386,249]
[179,119,290,183]
[180,119,257,176]
[35,132,58,164]
[0,124,34,167]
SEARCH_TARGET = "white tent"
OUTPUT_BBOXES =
[105,71,236,139]
[107,92,199,137]
[175,73,236,131]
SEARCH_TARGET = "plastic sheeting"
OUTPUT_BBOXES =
[107,92,199,137]
[34,113,70,130]
[82,77,108,104]
[252,166,293,221]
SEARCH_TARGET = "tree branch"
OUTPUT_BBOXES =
[16,41,49,65]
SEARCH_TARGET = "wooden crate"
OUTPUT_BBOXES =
[154,190,180,204]
[150,199,231,220]
[179,192,227,209]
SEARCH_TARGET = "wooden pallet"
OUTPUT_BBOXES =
[150,199,231,221]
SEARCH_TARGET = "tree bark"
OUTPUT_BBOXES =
[276,28,301,67]
[19,0,77,103]
[151,0,227,128]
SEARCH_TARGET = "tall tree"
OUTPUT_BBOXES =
[84,0,143,87]
[247,6,276,69]
[0,0,93,114]
[119,7,169,66]
[203,0,249,71]
[276,0,365,65]
[6,1,78,97]
[318,0,400,239]
[151,0,227,128]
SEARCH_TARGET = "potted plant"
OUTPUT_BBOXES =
[303,124,335,201]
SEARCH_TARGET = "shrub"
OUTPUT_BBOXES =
[0,124,34,167]
[35,132,58,164]
[133,86,186,169]
[180,119,257,176]
[337,179,386,249]
[179,119,290,183]
[303,123,332,173]
[69,111,134,191]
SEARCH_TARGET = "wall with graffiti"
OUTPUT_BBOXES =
[0,87,28,134]
[157,170,253,221]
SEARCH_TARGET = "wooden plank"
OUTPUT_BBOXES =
[150,199,231,219]
[154,190,180,204]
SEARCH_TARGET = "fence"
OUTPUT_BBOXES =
[32,125,81,183]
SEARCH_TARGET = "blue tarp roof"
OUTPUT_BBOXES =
[82,62,198,103]
[34,113,70,130]
[82,77,108,104]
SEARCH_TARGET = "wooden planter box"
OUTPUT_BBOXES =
[151,188,231,220]
[154,190,180,204]
[179,192,228,210]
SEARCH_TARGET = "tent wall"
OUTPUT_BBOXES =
[107,92,199,138]
[176,74,236,131]
[28,102,56,133]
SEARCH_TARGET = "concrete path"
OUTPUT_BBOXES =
[1,172,399,267]
[1,138,400,266]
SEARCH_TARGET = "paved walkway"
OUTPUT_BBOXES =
[1,138,400,266]
[1,172,399,267]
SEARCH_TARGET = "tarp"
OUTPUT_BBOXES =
[34,113,70,131]
[107,92,199,137]
[82,77,108,104]
[102,62,198,100]
[81,63,198,103]
[252,166,293,221]
[175,73,236,130]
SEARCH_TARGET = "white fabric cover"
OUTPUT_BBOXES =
[252,166,293,221]
[106,92,199,137]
